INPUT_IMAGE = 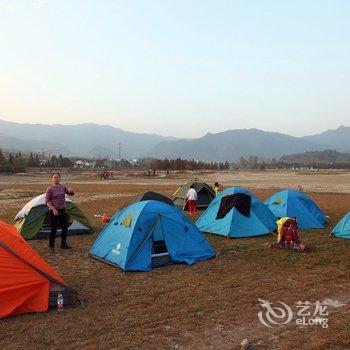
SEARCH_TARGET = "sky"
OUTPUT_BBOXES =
[0,0,349,138]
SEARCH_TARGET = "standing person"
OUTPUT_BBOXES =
[46,173,75,251]
[214,182,224,196]
[187,185,198,215]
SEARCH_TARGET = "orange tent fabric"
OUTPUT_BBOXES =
[0,220,69,319]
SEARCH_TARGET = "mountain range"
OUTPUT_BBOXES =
[0,119,349,162]
[0,119,176,158]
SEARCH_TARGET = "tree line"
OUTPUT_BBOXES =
[0,150,27,173]
[0,149,73,173]
[148,158,230,171]
[280,150,350,169]
[1,148,349,173]
[236,150,350,170]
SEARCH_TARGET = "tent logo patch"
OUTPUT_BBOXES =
[112,243,121,255]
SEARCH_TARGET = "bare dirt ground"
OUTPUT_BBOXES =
[0,170,350,350]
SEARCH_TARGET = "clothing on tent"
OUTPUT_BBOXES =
[216,193,251,219]
[196,187,277,238]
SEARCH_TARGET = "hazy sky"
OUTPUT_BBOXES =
[0,0,349,138]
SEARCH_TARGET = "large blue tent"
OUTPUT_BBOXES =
[332,212,350,239]
[265,190,327,229]
[89,200,215,272]
[196,187,277,238]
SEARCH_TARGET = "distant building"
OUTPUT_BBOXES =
[74,160,93,168]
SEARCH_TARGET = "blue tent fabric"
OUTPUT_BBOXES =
[196,187,277,238]
[89,200,215,271]
[332,212,350,239]
[265,190,327,229]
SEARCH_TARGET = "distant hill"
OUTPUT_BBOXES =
[280,150,350,169]
[281,149,350,165]
[146,129,324,162]
[302,126,350,152]
[0,119,348,161]
[0,132,66,153]
[0,119,176,158]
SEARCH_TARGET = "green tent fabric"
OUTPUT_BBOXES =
[173,180,216,210]
[15,194,92,239]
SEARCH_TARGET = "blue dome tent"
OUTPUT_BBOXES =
[332,212,350,239]
[265,190,327,229]
[89,199,215,272]
[196,187,277,238]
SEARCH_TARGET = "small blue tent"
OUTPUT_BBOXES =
[332,212,350,239]
[89,200,215,272]
[196,187,277,238]
[265,190,327,229]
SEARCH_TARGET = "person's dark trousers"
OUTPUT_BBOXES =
[49,209,68,247]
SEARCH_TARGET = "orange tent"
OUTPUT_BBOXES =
[0,220,77,319]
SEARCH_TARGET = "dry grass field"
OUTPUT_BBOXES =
[0,170,350,350]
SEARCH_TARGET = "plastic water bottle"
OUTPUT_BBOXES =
[57,292,64,312]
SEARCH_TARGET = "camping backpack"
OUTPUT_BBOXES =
[281,218,301,246]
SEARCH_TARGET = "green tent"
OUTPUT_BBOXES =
[15,194,92,239]
[173,180,216,210]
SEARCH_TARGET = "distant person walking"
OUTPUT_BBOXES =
[46,173,74,250]
[187,185,198,215]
